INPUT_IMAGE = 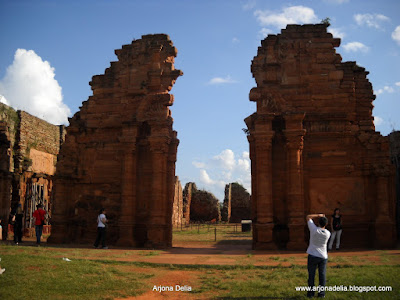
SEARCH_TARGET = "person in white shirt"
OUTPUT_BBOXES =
[93,208,108,249]
[306,213,330,298]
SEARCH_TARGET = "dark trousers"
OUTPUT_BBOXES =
[35,225,43,244]
[307,254,327,297]
[14,221,23,243]
[94,227,106,248]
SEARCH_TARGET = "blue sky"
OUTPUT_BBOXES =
[1,0,399,200]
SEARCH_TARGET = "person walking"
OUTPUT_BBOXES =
[93,208,108,249]
[306,213,330,298]
[33,204,46,246]
[0,218,3,241]
[14,202,24,245]
[328,208,342,251]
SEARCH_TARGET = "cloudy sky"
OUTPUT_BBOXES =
[1,0,399,200]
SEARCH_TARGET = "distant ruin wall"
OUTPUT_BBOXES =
[49,34,182,248]
[190,185,221,223]
[246,24,396,250]
[172,176,183,226]
[222,183,251,223]
[183,182,195,224]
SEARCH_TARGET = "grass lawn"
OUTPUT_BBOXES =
[173,223,252,244]
[0,225,399,299]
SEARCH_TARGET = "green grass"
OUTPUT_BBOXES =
[1,244,399,299]
[201,265,400,299]
[173,224,252,243]
[138,250,161,257]
[0,246,150,300]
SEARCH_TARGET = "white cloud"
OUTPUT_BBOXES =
[342,42,369,53]
[392,26,400,46]
[258,28,274,38]
[193,149,251,200]
[354,13,390,29]
[0,49,70,125]
[212,149,236,171]
[395,82,400,87]
[328,27,346,39]
[254,6,318,29]
[0,95,9,105]
[199,169,215,185]
[375,85,394,95]
[242,0,256,11]
[374,116,384,126]
[208,75,237,85]
[232,37,240,43]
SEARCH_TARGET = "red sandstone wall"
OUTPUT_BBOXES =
[246,24,396,250]
[49,34,182,248]
[172,176,183,226]
[183,182,195,224]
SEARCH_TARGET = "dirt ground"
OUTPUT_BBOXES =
[109,241,400,300]
[4,234,399,299]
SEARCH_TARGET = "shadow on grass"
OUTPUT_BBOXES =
[216,297,303,299]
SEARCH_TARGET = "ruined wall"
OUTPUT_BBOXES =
[222,182,251,223]
[190,185,221,223]
[172,176,183,226]
[0,103,19,173]
[183,182,195,224]
[245,24,396,250]
[0,120,12,239]
[49,34,182,248]
[0,103,64,238]
[389,131,400,240]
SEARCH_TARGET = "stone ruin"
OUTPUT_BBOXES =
[182,182,195,224]
[0,103,65,239]
[221,182,251,223]
[2,25,396,250]
[389,131,400,239]
[245,24,396,250]
[187,184,221,223]
[48,34,182,248]
[171,176,183,226]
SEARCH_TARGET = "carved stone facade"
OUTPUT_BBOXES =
[0,103,65,239]
[245,24,396,250]
[389,131,400,240]
[48,34,182,248]
[221,183,251,223]
[172,176,183,226]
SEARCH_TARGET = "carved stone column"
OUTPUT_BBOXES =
[116,125,137,247]
[373,165,396,248]
[147,134,170,248]
[253,114,275,249]
[284,113,306,250]
[166,132,179,247]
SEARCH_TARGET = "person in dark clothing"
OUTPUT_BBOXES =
[93,208,108,249]
[14,202,24,245]
[328,208,342,251]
